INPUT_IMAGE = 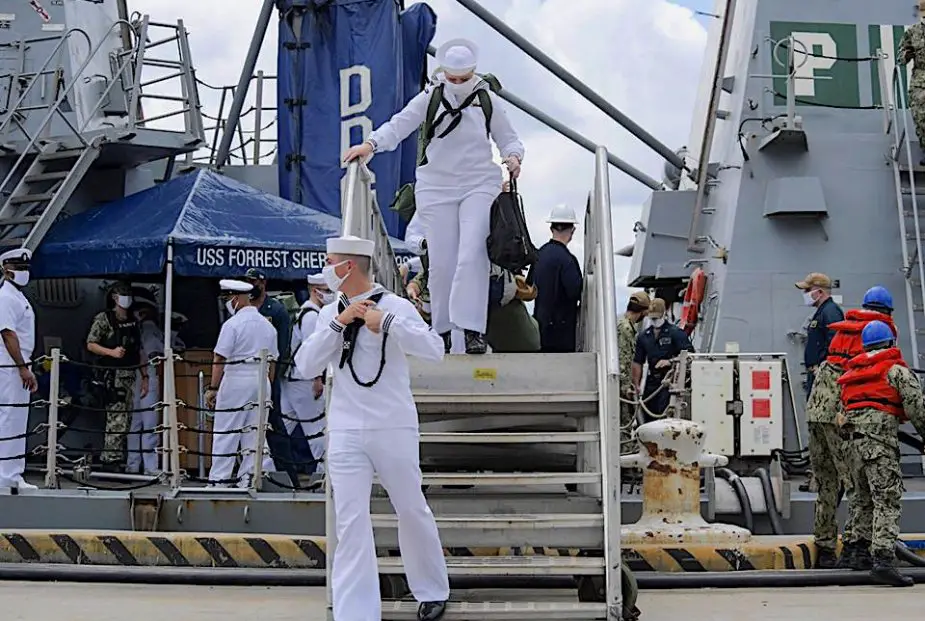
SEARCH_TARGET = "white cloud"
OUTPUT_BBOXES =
[128,0,708,307]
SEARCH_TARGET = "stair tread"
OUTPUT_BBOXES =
[416,472,599,485]
[420,432,599,443]
[377,555,604,575]
[379,600,607,620]
[414,390,598,402]
[372,513,604,527]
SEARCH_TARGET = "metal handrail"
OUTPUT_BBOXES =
[197,73,278,166]
[590,145,622,616]
[881,50,924,362]
[340,160,401,293]
[0,19,140,205]
[0,28,92,137]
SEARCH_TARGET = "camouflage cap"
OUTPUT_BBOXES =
[795,272,832,290]
[629,291,651,309]
[647,298,666,316]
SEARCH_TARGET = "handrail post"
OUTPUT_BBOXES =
[593,146,623,619]
[252,348,270,492]
[163,346,181,489]
[44,349,61,489]
[254,71,264,163]
[197,370,206,480]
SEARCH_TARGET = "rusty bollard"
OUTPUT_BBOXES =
[620,419,751,545]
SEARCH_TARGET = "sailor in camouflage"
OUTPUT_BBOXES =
[617,291,650,449]
[806,361,851,566]
[838,321,925,587]
[808,285,897,569]
[900,15,925,165]
[85,282,146,467]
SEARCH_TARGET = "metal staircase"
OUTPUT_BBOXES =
[882,53,925,364]
[0,16,202,251]
[329,156,624,620]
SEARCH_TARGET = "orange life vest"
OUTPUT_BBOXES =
[826,309,896,365]
[837,347,907,420]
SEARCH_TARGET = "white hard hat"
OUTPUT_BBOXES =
[546,204,578,225]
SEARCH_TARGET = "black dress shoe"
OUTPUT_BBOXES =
[418,601,447,621]
[464,330,487,354]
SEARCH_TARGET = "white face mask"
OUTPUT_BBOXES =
[445,76,477,98]
[322,261,350,292]
[803,291,816,306]
[225,299,237,316]
[319,291,336,305]
[116,295,133,309]
[9,270,28,287]
[650,317,665,328]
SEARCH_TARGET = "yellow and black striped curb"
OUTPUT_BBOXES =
[0,531,326,568]
[3,532,925,570]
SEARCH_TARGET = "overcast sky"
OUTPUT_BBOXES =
[130,0,711,306]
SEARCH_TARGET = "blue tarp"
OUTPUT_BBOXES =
[276,0,436,239]
[31,169,410,281]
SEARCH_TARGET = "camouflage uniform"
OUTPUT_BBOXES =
[617,313,640,446]
[805,361,853,552]
[87,312,137,464]
[842,364,925,562]
[900,23,925,151]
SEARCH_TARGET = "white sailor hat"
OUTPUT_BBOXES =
[219,279,254,294]
[171,311,188,324]
[326,235,375,258]
[0,248,31,264]
[436,38,479,77]
[306,273,327,286]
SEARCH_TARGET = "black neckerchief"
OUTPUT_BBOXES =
[337,291,388,388]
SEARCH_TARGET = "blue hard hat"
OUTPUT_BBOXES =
[862,285,893,311]
[861,320,894,348]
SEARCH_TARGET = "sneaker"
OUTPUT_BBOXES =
[464,330,487,354]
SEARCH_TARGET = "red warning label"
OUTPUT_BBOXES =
[752,398,771,418]
[752,369,771,391]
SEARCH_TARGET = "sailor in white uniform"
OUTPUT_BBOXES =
[0,248,36,489]
[344,37,524,355]
[281,273,333,475]
[205,279,277,488]
[127,296,164,475]
[295,235,449,621]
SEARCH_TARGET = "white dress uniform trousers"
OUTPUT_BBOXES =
[208,305,278,487]
[295,287,449,621]
[281,301,326,474]
[368,78,524,335]
[127,320,165,474]
[0,281,34,486]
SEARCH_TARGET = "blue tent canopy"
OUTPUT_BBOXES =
[31,169,410,280]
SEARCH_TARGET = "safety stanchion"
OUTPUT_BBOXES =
[251,348,270,493]
[163,346,181,489]
[44,348,61,489]
[197,370,206,480]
